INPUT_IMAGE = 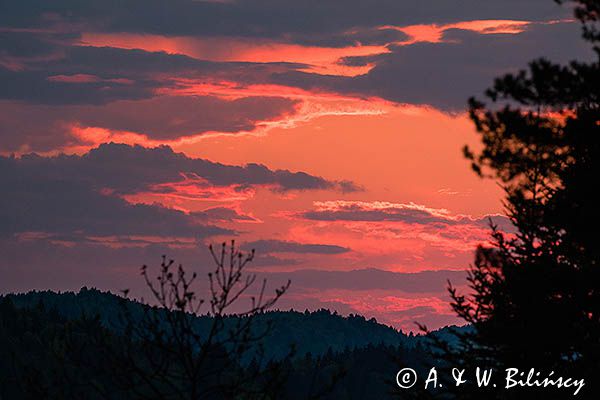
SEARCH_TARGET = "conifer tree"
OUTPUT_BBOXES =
[435,1,600,398]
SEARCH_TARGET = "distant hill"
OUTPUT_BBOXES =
[4,288,463,360]
[1,288,470,399]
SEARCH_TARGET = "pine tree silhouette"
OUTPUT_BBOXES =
[425,1,600,398]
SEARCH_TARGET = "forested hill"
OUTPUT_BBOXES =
[4,288,457,359]
[1,289,469,399]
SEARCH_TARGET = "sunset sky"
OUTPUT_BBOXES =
[0,0,593,331]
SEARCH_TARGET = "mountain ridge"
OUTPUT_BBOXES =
[3,287,466,360]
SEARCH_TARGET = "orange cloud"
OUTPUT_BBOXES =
[79,19,532,78]
[122,174,258,213]
[157,80,393,139]
[386,19,531,44]
[80,33,389,76]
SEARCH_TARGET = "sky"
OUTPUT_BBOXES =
[0,0,593,331]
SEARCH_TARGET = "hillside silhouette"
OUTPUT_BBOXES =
[5,288,461,361]
[0,289,460,399]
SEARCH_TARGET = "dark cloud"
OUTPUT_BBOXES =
[0,30,69,60]
[0,142,358,228]
[262,268,467,293]
[0,34,310,152]
[54,143,357,193]
[288,27,409,48]
[0,6,589,116]
[243,239,351,255]
[0,233,464,330]
[69,96,298,140]
[274,21,595,110]
[301,206,453,224]
[0,95,300,151]
[0,42,303,106]
[0,143,358,243]
[0,160,230,238]
[353,22,594,110]
[39,46,301,81]
[273,23,593,111]
[298,201,511,230]
[0,33,162,105]
[0,230,462,310]
[0,236,216,293]
[191,207,259,223]
[0,0,589,117]
[251,255,301,268]
[0,68,157,106]
[1,0,570,40]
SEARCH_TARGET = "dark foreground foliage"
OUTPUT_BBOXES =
[0,294,437,400]
[1,241,449,399]
[422,1,600,399]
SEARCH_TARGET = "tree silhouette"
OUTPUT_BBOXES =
[131,240,291,399]
[2,241,368,399]
[426,1,600,398]
[58,240,292,400]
